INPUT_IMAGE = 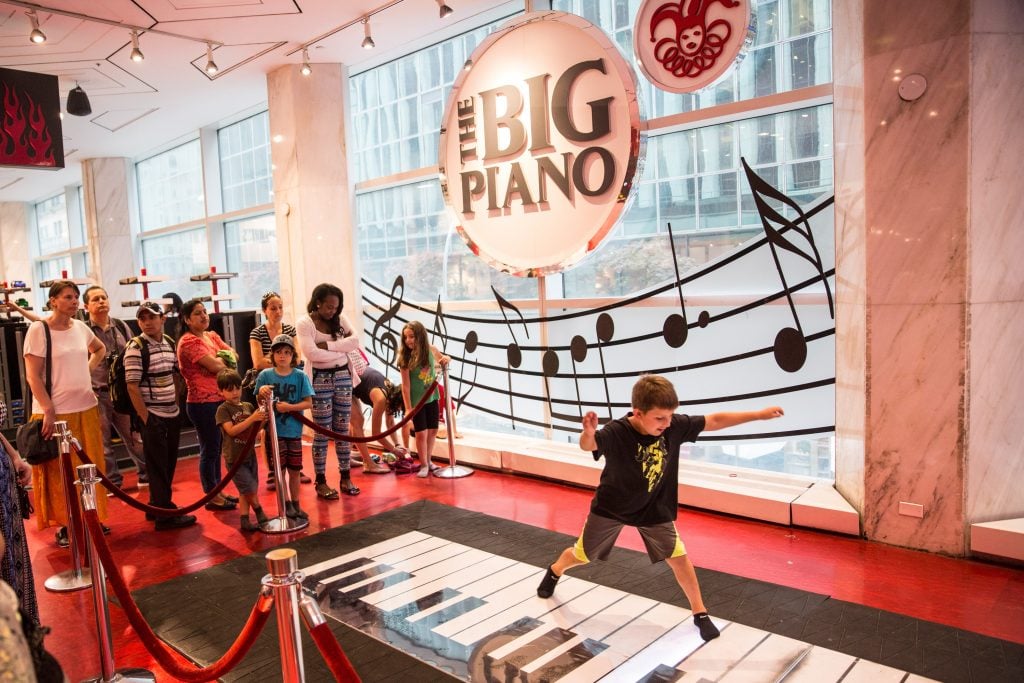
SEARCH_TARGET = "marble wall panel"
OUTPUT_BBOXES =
[863,0,969,56]
[865,300,967,554]
[0,202,31,284]
[81,157,137,311]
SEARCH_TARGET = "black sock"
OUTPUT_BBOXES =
[693,612,720,641]
[537,565,561,598]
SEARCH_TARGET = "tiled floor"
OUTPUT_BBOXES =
[24,447,1024,681]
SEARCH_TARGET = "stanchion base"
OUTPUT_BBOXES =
[44,568,92,592]
[261,516,310,534]
[433,465,474,479]
[82,667,156,682]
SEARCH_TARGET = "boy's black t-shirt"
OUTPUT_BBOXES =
[591,412,705,526]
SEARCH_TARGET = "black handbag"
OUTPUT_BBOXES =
[16,322,58,466]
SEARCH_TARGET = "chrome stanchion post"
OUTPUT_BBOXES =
[44,420,93,592]
[433,367,473,479]
[78,464,156,683]
[264,549,306,683]
[260,390,308,533]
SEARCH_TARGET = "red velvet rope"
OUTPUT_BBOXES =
[74,425,261,517]
[308,622,362,682]
[59,449,87,549]
[292,379,438,444]
[83,509,273,682]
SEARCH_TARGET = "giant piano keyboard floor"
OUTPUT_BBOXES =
[301,531,937,682]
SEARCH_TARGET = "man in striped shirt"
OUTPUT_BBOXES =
[125,302,196,530]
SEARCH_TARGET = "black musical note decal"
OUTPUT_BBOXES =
[742,158,834,373]
[663,222,710,349]
[569,335,587,419]
[492,286,529,429]
[541,347,561,423]
[371,275,404,368]
[455,330,479,412]
[431,295,448,353]
[595,313,615,419]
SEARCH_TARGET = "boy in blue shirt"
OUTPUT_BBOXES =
[255,335,314,520]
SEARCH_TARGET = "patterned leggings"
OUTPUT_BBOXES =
[312,367,352,476]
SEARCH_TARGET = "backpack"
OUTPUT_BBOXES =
[109,334,175,417]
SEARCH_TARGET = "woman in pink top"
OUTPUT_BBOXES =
[176,299,237,510]
[23,280,109,545]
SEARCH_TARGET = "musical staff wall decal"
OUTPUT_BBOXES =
[361,162,835,446]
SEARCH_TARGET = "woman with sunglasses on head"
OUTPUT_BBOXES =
[176,298,238,511]
[248,291,309,489]
[22,280,110,547]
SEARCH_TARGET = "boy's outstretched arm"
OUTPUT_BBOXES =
[704,406,784,431]
[579,411,599,451]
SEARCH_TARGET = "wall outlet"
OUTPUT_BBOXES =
[899,501,924,518]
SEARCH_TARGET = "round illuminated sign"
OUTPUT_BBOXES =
[438,12,643,277]
[633,0,754,94]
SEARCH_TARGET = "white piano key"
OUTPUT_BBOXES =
[782,645,857,682]
[518,595,656,676]
[398,556,519,618]
[719,633,811,682]
[361,548,492,606]
[596,617,707,683]
[675,623,768,682]
[432,566,545,638]
[556,602,691,683]
[466,579,616,657]
[300,530,429,576]
[315,535,451,586]
[842,658,917,683]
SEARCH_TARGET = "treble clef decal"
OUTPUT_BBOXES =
[371,275,403,368]
[741,157,834,373]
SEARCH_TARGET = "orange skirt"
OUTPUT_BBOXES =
[31,406,108,529]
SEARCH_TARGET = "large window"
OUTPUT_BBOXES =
[219,112,273,212]
[225,213,279,309]
[34,194,69,254]
[136,140,205,231]
[350,0,835,480]
[31,190,88,308]
[140,229,210,302]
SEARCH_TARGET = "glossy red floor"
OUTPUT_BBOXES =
[26,450,1024,681]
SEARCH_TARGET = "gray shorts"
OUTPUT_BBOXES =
[230,455,258,495]
[573,512,687,563]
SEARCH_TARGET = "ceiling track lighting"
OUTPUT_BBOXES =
[205,42,219,76]
[436,0,454,19]
[27,9,46,44]
[300,47,312,76]
[129,29,144,63]
[361,18,375,50]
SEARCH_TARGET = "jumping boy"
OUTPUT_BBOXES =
[536,374,784,641]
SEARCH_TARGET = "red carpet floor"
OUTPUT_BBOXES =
[24,447,1024,681]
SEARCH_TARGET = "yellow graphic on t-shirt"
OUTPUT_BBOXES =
[637,438,667,492]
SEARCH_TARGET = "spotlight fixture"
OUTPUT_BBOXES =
[436,0,454,19]
[205,42,218,75]
[361,18,375,50]
[66,84,92,116]
[129,30,144,62]
[300,47,312,76]
[27,10,46,44]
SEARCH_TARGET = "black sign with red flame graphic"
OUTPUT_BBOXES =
[1,67,64,170]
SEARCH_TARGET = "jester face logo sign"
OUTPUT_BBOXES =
[634,0,754,94]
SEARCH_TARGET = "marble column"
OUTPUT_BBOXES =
[81,157,140,315]
[965,1,1024,529]
[266,64,359,334]
[835,0,1024,555]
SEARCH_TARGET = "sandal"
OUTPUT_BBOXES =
[315,481,339,500]
[299,471,312,484]
[340,481,360,496]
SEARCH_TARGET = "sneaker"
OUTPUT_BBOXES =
[55,526,69,548]
[254,507,269,524]
[299,471,312,484]
[537,565,561,598]
[417,464,431,478]
[240,516,260,532]
[693,612,720,641]
[137,474,149,488]
[155,514,197,531]
[266,477,276,491]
